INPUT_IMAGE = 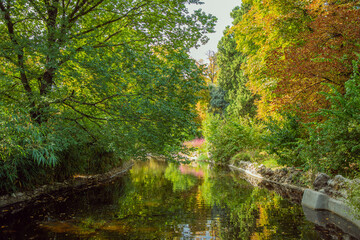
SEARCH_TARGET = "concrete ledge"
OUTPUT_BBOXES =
[302,189,360,228]
[328,198,360,228]
[229,163,360,230]
[302,189,329,210]
[229,164,305,204]
[302,205,360,239]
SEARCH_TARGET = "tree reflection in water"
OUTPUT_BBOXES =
[1,159,322,239]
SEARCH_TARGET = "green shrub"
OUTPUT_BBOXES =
[0,157,48,194]
[261,158,280,169]
[264,58,360,176]
[231,152,251,163]
[203,114,265,164]
[302,60,360,175]
[0,110,125,194]
[348,179,360,219]
[264,113,305,167]
[197,153,209,161]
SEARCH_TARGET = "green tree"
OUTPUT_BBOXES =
[208,84,228,115]
[233,0,311,119]
[217,5,256,117]
[0,0,216,192]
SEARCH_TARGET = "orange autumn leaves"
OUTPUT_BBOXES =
[233,0,360,120]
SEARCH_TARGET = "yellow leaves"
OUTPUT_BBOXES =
[231,0,358,119]
[195,101,207,124]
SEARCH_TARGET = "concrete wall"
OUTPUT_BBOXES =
[302,189,360,228]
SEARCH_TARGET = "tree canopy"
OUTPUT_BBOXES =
[0,0,216,167]
[233,0,360,119]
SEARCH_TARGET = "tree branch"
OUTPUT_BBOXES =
[63,102,109,121]
[0,1,32,96]
[69,0,106,24]
[74,120,98,142]
[71,2,148,38]
[28,0,47,21]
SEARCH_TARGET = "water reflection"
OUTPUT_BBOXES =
[1,160,326,239]
[302,206,360,239]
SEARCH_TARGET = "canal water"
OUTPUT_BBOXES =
[0,160,355,239]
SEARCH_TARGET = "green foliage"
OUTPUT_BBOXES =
[203,113,265,164]
[231,152,251,162]
[0,0,216,193]
[300,60,360,175]
[264,113,305,167]
[208,84,228,115]
[217,6,257,118]
[0,156,48,194]
[0,140,123,194]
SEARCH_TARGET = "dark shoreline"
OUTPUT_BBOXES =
[0,161,134,218]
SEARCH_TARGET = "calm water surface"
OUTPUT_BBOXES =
[0,160,339,239]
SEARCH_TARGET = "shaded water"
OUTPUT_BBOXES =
[0,160,348,239]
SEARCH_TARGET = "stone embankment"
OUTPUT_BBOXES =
[229,160,360,230]
[232,161,354,200]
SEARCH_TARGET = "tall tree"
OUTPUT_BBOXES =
[233,0,311,119]
[217,5,256,117]
[0,0,217,164]
[269,0,360,116]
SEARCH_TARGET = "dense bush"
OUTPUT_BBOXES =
[0,144,124,195]
[264,113,305,167]
[303,62,360,175]
[203,114,265,164]
[0,108,126,194]
[349,180,360,220]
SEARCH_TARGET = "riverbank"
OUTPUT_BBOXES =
[227,160,360,229]
[0,159,330,239]
[0,160,134,217]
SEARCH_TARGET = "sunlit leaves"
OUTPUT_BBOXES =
[268,0,360,118]
[234,0,360,119]
[0,0,216,192]
[233,0,310,119]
